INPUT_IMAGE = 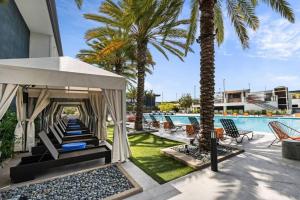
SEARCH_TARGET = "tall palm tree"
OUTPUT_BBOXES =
[186,0,294,150]
[127,87,137,103]
[77,27,155,87]
[84,0,192,131]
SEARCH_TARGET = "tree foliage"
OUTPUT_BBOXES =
[159,103,178,112]
[186,0,294,51]
[0,110,17,165]
[178,94,193,110]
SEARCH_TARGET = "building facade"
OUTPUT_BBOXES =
[192,86,300,113]
[0,0,62,59]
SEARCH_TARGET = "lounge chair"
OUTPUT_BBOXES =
[61,118,85,129]
[31,125,99,155]
[268,121,300,147]
[57,120,91,135]
[10,131,111,183]
[149,114,160,128]
[164,116,184,132]
[188,116,201,135]
[54,123,93,139]
[220,119,253,143]
[143,116,151,129]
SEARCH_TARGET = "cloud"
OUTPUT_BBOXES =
[266,74,300,88]
[248,17,300,60]
[272,75,298,81]
[145,81,153,90]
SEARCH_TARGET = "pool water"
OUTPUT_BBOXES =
[144,114,300,132]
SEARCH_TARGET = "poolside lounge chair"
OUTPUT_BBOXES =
[143,116,151,129]
[10,131,111,183]
[54,123,93,139]
[268,121,300,147]
[220,119,253,143]
[57,120,91,135]
[164,116,185,132]
[31,125,99,155]
[188,117,201,135]
[149,114,160,128]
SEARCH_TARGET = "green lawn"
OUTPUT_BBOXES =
[107,127,194,184]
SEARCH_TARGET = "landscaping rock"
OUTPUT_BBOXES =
[0,165,134,200]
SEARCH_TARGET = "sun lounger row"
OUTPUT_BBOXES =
[10,118,111,183]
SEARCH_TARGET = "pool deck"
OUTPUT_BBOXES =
[1,132,300,200]
[127,131,300,200]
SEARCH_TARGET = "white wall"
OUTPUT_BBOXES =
[50,36,58,57]
[244,104,267,111]
[292,99,300,107]
[29,32,51,58]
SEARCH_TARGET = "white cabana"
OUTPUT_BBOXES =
[0,56,131,162]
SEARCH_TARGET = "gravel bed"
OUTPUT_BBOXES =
[171,144,236,163]
[0,165,134,200]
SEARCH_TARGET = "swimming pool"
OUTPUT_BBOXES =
[144,114,300,132]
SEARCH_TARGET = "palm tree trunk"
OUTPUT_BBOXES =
[199,0,215,151]
[115,62,123,75]
[135,41,148,131]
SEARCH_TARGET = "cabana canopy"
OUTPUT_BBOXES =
[0,56,125,90]
[0,56,130,163]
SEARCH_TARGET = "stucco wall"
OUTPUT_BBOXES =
[0,1,29,58]
[29,32,51,58]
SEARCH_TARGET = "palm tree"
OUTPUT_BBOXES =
[84,0,192,131]
[127,87,137,103]
[77,27,155,87]
[186,0,294,150]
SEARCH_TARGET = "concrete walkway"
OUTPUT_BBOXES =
[127,133,300,200]
[1,132,300,200]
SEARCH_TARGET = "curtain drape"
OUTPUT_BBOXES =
[103,89,130,162]
[26,89,50,151]
[89,92,107,140]
[0,84,19,120]
[84,99,94,132]
[58,106,64,119]
[43,102,53,133]
[81,102,89,127]
[78,105,84,122]
[49,102,58,126]
[14,87,25,151]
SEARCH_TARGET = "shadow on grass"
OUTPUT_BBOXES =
[107,130,194,184]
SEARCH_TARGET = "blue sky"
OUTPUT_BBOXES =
[56,0,300,101]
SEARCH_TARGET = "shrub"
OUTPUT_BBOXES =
[0,110,17,165]
[159,103,177,112]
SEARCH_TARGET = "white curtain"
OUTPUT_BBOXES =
[103,89,130,162]
[78,105,84,122]
[89,92,107,140]
[26,89,50,151]
[55,105,63,122]
[0,84,19,120]
[14,87,25,151]
[81,102,89,127]
[43,102,54,133]
[50,102,58,125]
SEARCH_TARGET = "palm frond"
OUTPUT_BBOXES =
[214,1,224,46]
[261,0,295,23]
[227,0,250,48]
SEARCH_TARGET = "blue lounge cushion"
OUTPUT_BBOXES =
[68,125,81,128]
[62,142,86,152]
[66,131,83,135]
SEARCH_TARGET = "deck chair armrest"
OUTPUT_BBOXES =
[238,130,253,135]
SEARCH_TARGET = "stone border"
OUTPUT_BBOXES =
[106,164,143,200]
[0,164,143,200]
[161,145,244,170]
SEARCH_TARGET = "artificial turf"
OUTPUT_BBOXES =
[107,127,194,184]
